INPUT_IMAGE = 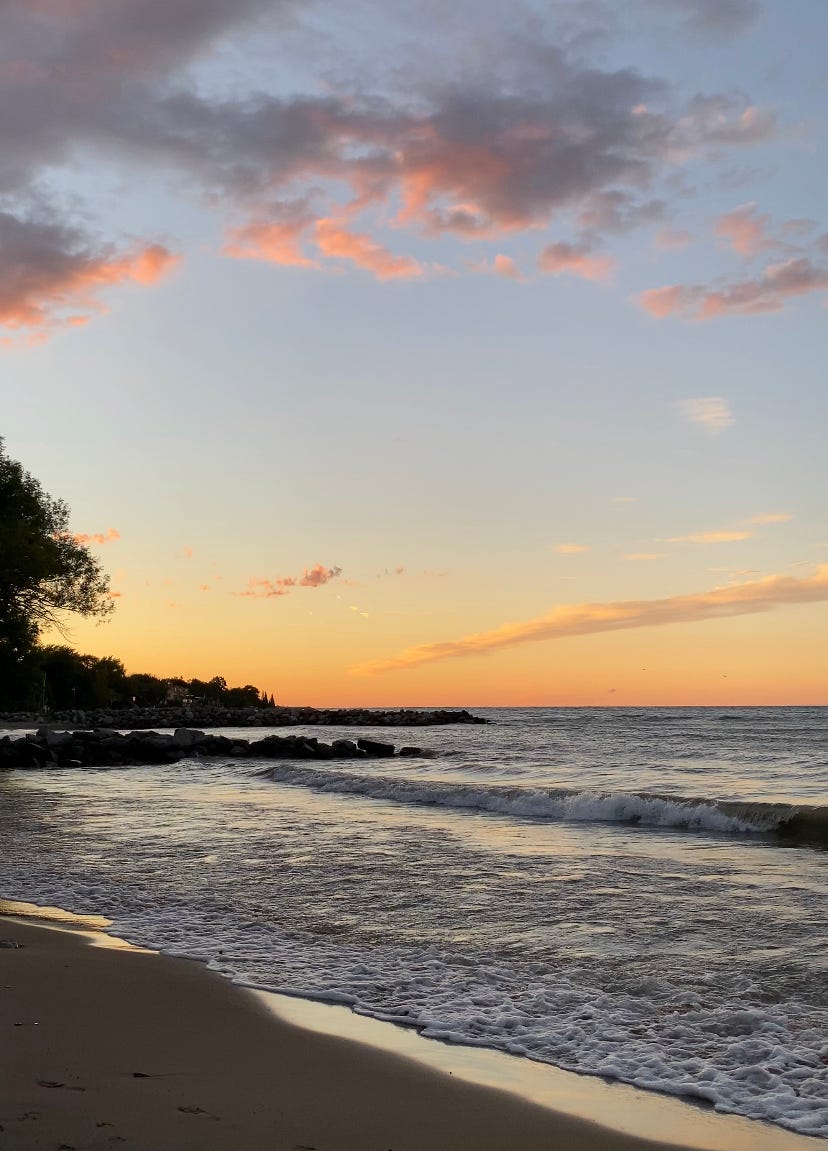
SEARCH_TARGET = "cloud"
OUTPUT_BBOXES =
[643,0,761,38]
[537,242,615,282]
[746,512,792,524]
[677,396,734,434]
[0,212,177,337]
[0,0,782,327]
[314,219,422,281]
[654,227,693,250]
[351,565,828,675]
[555,543,591,554]
[299,563,342,587]
[492,254,521,280]
[714,202,772,256]
[611,496,637,504]
[665,530,751,543]
[63,527,121,546]
[624,552,666,560]
[637,256,828,320]
[223,214,318,269]
[239,563,342,598]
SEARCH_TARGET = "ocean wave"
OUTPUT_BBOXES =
[251,763,828,845]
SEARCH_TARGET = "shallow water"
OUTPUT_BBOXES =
[1,707,826,1136]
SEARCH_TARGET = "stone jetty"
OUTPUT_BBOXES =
[0,728,437,770]
[0,705,487,731]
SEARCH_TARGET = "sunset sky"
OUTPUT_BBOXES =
[3,0,826,705]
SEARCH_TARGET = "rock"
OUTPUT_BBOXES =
[172,728,204,749]
[331,739,358,756]
[357,738,395,758]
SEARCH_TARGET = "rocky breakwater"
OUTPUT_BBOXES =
[0,728,433,769]
[0,705,487,731]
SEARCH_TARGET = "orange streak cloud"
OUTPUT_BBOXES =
[314,219,422,281]
[352,566,828,675]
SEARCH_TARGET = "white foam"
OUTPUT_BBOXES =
[255,763,761,836]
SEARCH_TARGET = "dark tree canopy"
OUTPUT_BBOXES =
[0,439,112,671]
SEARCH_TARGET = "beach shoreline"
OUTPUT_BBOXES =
[1,911,822,1151]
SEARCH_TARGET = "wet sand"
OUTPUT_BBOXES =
[0,916,696,1151]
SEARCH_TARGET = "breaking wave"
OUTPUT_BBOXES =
[252,762,828,846]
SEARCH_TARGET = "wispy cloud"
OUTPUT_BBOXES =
[624,552,666,561]
[654,227,693,250]
[555,543,591,554]
[746,512,792,524]
[314,219,422,281]
[63,528,121,546]
[665,530,751,543]
[538,243,614,282]
[239,564,342,599]
[644,0,760,38]
[352,566,828,675]
[715,202,772,256]
[611,496,637,504]
[677,396,734,433]
[636,256,828,320]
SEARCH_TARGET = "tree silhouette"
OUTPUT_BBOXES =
[0,440,113,690]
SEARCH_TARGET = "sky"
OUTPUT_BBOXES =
[2,0,827,706]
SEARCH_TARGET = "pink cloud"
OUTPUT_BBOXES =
[714,202,771,256]
[63,527,121,546]
[492,254,521,280]
[299,563,342,587]
[636,256,828,320]
[537,243,615,282]
[314,219,422,281]
[239,564,342,599]
[0,213,178,337]
[223,217,318,269]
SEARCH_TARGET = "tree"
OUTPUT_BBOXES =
[0,440,113,689]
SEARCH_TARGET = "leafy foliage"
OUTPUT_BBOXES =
[0,440,112,697]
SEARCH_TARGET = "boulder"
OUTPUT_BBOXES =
[357,738,395,758]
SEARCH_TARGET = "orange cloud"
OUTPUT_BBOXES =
[636,256,828,320]
[299,563,342,587]
[315,219,422,281]
[351,566,828,675]
[492,254,521,280]
[555,543,590,554]
[64,527,121,546]
[0,212,178,337]
[624,552,666,561]
[714,202,771,256]
[223,217,318,268]
[746,512,792,525]
[239,564,342,598]
[537,242,614,282]
[665,530,751,543]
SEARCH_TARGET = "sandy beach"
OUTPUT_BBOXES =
[0,916,707,1151]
